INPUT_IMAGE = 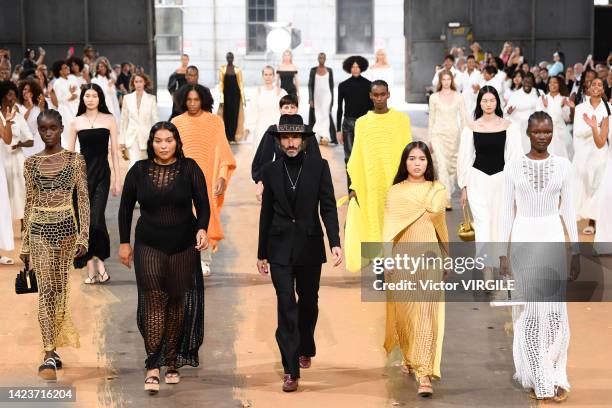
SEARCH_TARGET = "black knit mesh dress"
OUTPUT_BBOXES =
[118,158,210,369]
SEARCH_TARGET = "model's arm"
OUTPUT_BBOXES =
[108,117,122,195]
[190,159,211,232]
[318,161,341,249]
[117,163,138,245]
[336,83,344,130]
[308,68,315,105]
[252,129,275,183]
[119,95,129,145]
[257,166,275,260]
[151,95,159,124]
[20,160,35,255]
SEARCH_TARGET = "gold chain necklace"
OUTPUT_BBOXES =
[86,112,99,128]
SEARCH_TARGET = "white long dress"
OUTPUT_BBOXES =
[500,155,577,399]
[367,66,394,87]
[16,104,44,157]
[53,76,78,147]
[313,72,332,142]
[572,99,610,221]
[0,110,34,219]
[245,85,286,147]
[92,75,121,128]
[536,94,571,159]
[460,69,482,118]
[594,108,612,249]
[457,123,523,266]
[0,151,13,251]
[506,88,540,153]
[428,92,467,202]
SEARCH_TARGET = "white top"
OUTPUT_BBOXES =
[506,88,539,121]
[479,77,503,95]
[53,77,78,118]
[367,66,394,87]
[457,122,524,188]
[0,109,34,154]
[245,85,287,146]
[536,94,571,126]
[15,104,43,157]
[573,98,612,142]
[460,69,482,95]
[119,92,159,149]
[499,155,578,243]
[314,71,330,94]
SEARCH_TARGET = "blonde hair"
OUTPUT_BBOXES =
[436,70,456,92]
[375,49,389,66]
[282,49,293,63]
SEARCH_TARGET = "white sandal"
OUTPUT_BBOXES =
[582,225,595,235]
[0,256,14,265]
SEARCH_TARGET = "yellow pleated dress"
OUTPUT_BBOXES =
[382,180,448,379]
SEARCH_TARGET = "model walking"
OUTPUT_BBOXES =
[308,53,336,145]
[382,141,448,398]
[67,84,121,283]
[218,52,245,143]
[20,110,90,381]
[428,70,467,208]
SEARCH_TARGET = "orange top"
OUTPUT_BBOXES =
[172,111,236,248]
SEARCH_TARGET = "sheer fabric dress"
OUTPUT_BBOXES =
[21,150,90,351]
[118,158,210,369]
[74,128,111,268]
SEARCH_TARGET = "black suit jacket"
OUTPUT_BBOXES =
[258,155,340,266]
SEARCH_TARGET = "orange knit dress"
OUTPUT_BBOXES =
[172,111,236,248]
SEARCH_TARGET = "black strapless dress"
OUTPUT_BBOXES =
[278,70,297,95]
[74,128,111,268]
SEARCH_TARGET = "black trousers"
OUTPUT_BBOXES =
[270,263,322,378]
[341,117,356,192]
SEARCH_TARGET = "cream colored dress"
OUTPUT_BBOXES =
[428,92,467,202]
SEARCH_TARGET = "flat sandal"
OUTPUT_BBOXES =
[144,376,160,394]
[165,369,180,384]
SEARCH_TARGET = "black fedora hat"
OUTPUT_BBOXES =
[269,114,315,138]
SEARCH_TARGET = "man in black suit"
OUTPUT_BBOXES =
[257,114,343,392]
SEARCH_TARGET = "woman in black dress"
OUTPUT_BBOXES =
[277,49,299,98]
[118,121,209,393]
[67,83,121,283]
[218,52,245,143]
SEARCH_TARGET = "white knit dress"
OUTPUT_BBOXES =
[500,155,578,398]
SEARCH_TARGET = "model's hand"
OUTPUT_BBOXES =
[19,253,29,266]
[75,244,87,258]
[118,243,132,268]
[331,247,343,267]
[256,181,264,202]
[257,259,269,275]
[460,187,468,207]
[112,180,122,196]
[583,114,598,129]
[336,131,343,145]
[37,94,46,109]
[569,254,580,281]
[195,229,209,251]
[499,256,510,276]
[214,177,226,196]
[507,106,515,115]
[3,106,16,123]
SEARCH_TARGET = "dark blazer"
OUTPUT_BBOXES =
[251,126,322,183]
[258,155,340,266]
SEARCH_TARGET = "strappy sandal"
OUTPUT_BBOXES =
[38,357,57,382]
[165,369,180,384]
[84,274,98,284]
[97,270,110,284]
[52,351,63,369]
[416,376,433,398]
[144,376,160,394]
[0,256,15,265]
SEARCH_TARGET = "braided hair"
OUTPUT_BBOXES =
[37,109,63,128]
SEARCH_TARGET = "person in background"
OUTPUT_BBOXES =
[432,55,459,89]
[506,72,540,153]
[336,55,373,190]
[52,60,79,146]
[499,42,513,66]
[367,49,394,88]
[21,47,46,71]
[548,51,565,77]
[277,50,299,99]
[536,75,573,158]
[92,57,121,127]
[536,67,550,93]
[67,56,89,90]
[116,62,132,103]
[119,73,159,169]
[470,42,485,64]
[168,54,189,104]
[17,78,47,152]
[218,52,245,144]
[308,53,336,145]
[170,65,199,119]
[460,55,482,116]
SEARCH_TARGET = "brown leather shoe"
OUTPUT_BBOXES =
[282,374,299,392]
[299,356,311,369]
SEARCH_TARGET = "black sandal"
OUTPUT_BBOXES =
[144,376,160,394]
[52,351,62,369]
[38,358,57,382]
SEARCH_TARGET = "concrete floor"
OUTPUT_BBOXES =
[0,112,611,407]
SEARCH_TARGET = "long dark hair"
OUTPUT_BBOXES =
[146,121,185,160]
[548,75,569,97]
[392,141,436,184]
[474,86,504,120]
[17,78,43,105]
[179,84,213,113]
[76,83,111,116]
[510,70,524,90]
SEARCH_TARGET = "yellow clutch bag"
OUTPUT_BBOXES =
[457,204,475,241]
[120,146,130,161]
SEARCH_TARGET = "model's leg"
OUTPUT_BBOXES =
[270,264,300,379]
[295,264,322,359]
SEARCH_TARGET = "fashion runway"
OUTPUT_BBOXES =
[0,118,611,407]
